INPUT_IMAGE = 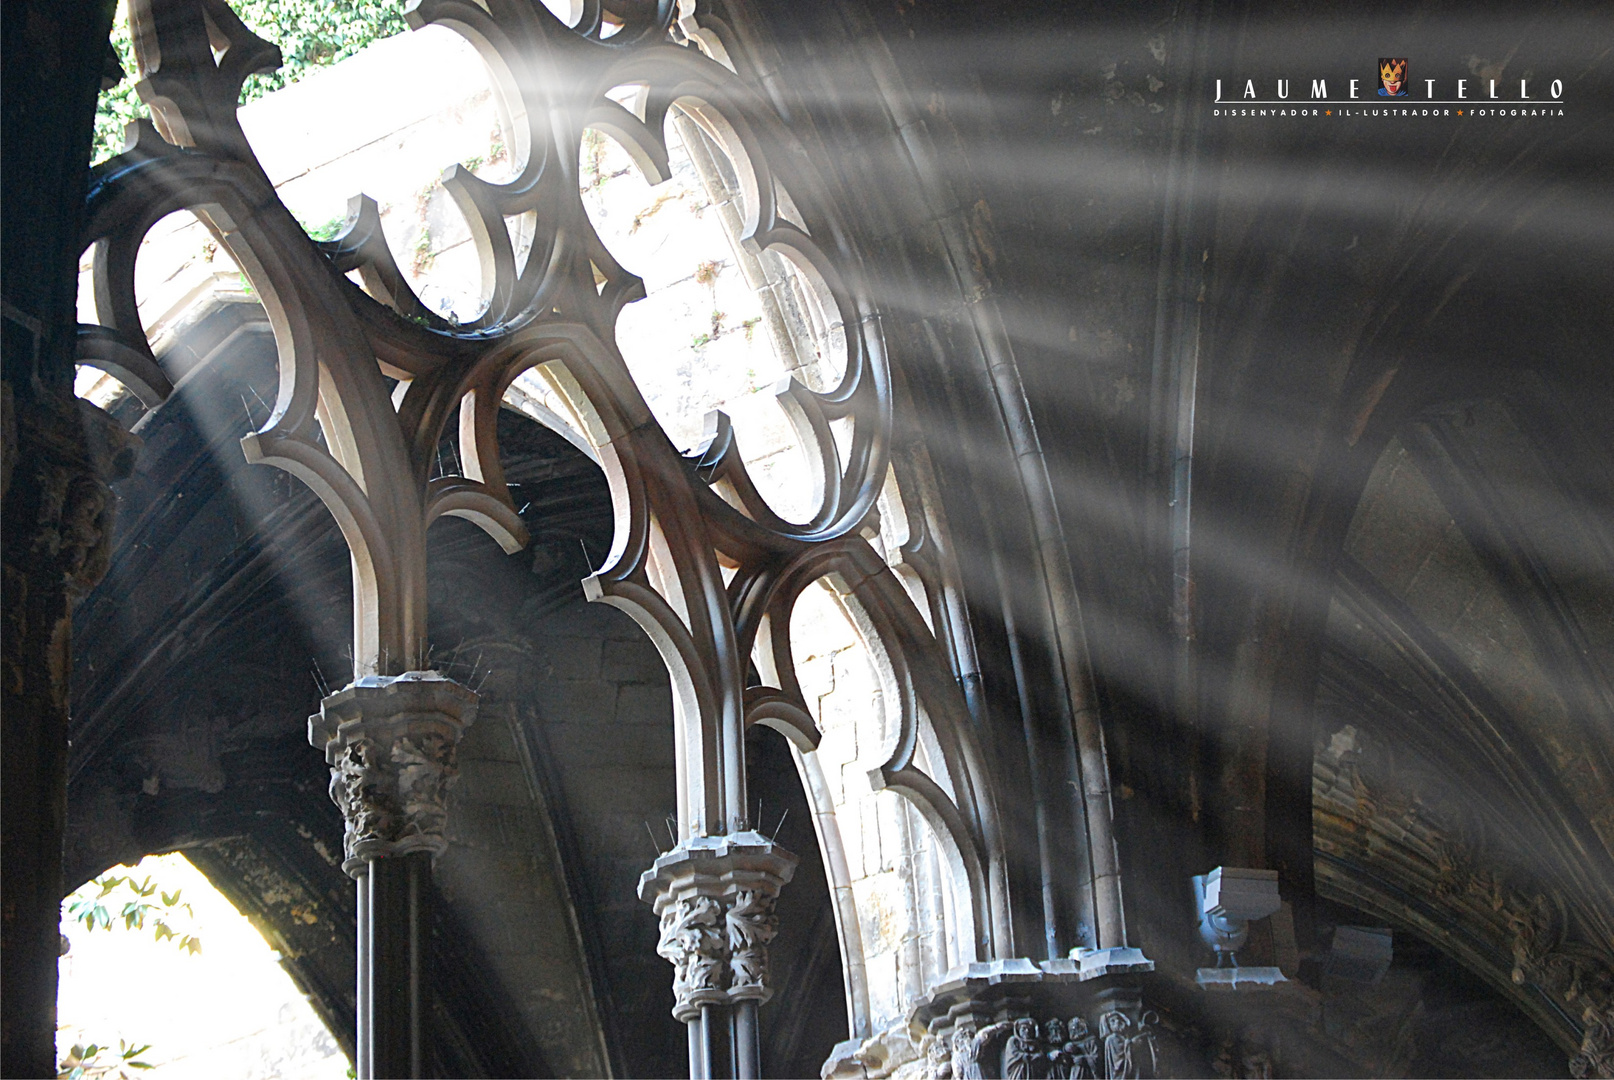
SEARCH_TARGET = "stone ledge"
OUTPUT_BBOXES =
[1195,965,1288,990]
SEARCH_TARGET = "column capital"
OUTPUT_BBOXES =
[638,832,798,1020]
[308,671,478,876]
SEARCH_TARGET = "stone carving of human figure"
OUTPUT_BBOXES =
[953,1022,1015,1080]
[1133,1010,1160,1079]
[1044,1018,1071,1079]
[1067,1017,1100,1079]
[950,1029,977,1080]
[1000,1017,1043,1080]
[1101,1011,1136,1079]
[924,1032,953,1080]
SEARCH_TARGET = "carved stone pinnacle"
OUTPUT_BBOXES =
[308,671,478,876]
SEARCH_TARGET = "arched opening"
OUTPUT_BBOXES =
[59,853,348,1078]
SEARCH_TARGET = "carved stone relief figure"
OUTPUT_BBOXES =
[329,738,387,850]
[1001,1017,1042,1080]
[1099,1010,1158,1080]
[1044,1018,1070,1079]
[1068,1017,1101,1079]
[1101,1012,1134,1080]
[950,1024,1015,1080]
[921,1005,1159,1080]
[922,1032,952,1079]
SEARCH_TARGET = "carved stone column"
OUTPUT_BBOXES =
[639,832,797,1079]
[309,670,478,1079]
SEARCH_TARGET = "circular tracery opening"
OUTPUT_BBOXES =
[237,24,519,325]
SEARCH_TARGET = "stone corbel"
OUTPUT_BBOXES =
[866,984,1166,1080]
[638,832,798,1021]
[307,671,479,876]
[1192,868,1287,989]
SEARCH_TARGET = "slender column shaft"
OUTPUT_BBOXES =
[688,1018,707,1080]
[356,869,372,1079]
[704,1005,726,1078]
[366,853,429,1078]
[733,1000,759,1080]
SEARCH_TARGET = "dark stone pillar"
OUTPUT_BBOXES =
[2,3,124,1072]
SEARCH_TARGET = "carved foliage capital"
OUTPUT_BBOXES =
[638,833,797,1020]
[308,671,478,876]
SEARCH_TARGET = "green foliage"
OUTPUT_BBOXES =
[57,1038,154,1079]
[299,213,349,241]
[94,0,409,164]
[581,129,608,191]
[64,873,202,956]
[95,17,143,166]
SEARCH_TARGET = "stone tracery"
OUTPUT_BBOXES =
[11,0,1603,1077]
[69,0,1117,1074]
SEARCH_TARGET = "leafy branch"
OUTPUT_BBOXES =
[65,873,202,956]
[57,1038,154,1080]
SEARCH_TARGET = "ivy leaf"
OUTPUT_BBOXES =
[94,0,411,162]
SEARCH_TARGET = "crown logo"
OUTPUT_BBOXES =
[1378,57,1409,97]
